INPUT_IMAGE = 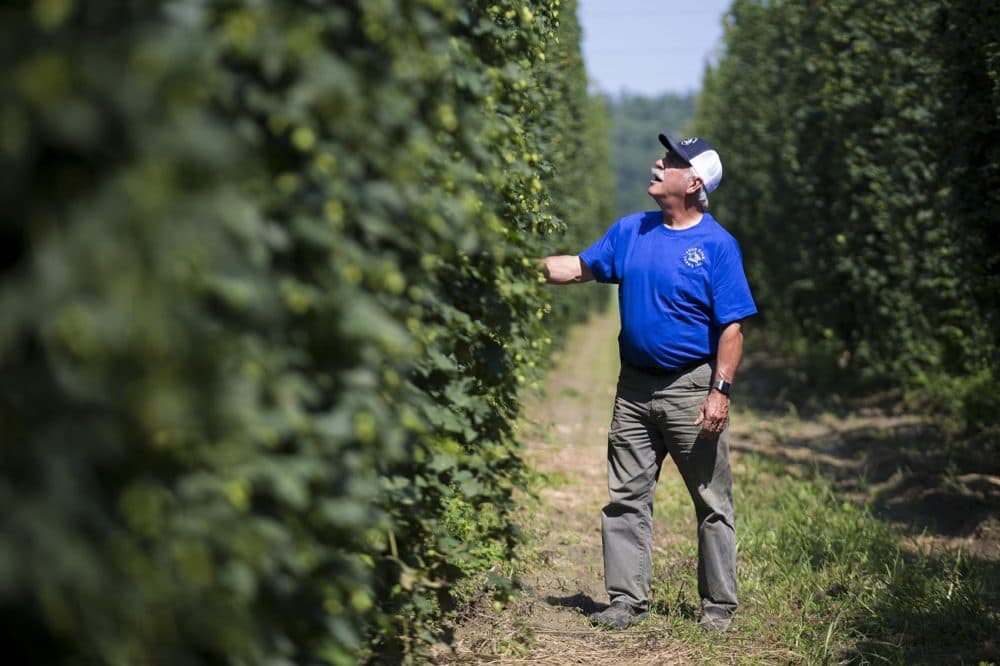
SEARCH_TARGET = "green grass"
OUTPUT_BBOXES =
[648,455,997,664]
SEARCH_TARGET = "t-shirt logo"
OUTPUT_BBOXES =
[683,247,706,268]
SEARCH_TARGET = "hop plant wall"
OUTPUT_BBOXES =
[693,0,999,433]
[0,1,614,663]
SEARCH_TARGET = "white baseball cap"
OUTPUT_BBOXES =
[658,133,723,193]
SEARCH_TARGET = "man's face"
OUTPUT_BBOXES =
[648,151,694,201]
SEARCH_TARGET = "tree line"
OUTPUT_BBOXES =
[607,92,696,218]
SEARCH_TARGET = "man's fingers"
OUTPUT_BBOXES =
[696,395,731,429]
[697,413,730,433]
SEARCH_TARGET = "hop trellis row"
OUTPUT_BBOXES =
[0,1,613,663]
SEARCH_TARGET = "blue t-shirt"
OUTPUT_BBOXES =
[580,211,757,371]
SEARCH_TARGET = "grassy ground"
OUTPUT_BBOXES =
[440,309,999,665]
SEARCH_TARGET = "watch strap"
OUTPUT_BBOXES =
[710,379,732,396]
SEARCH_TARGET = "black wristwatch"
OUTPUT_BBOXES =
[710,379,732,396]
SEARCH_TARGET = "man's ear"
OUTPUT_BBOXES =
[686,176,704,194]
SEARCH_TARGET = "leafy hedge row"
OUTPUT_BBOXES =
[694,0,999,433]
[0,1,612,663]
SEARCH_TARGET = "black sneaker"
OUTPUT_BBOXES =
[588,600,648,629]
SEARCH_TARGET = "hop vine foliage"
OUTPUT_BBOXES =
[693,0,1000,432]
[0,0,613,663]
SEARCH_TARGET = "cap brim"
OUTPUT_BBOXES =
[658,133,691,164]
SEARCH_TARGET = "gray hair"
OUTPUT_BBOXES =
[688,168,710,210]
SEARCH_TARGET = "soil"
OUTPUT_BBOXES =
[436,310,1000,664]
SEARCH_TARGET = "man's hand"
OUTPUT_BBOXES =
[694,390,730,435]
[695,321,743,435]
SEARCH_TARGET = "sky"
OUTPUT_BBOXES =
[576,0,732,97]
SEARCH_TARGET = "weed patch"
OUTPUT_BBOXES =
[738,457,995,663]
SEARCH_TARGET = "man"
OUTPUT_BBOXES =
[542,134,756,632]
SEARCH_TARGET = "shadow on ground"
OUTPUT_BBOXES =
[736,345,1000,546]
[544,593,602,616]
[545,593,701,622]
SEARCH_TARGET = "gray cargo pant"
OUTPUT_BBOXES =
[601,361,737,616]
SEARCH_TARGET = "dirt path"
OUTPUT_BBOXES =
[443,309,1000,664]
[447,310,719,664]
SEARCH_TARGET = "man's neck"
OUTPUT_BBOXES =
[661,206,704,230]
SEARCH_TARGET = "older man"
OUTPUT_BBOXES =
[542,134,756,631]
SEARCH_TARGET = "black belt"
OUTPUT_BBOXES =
[623,358,712,377]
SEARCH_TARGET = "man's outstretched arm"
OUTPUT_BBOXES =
[541,255,594,284]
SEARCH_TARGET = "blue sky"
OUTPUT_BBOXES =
[576,0,732,97]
